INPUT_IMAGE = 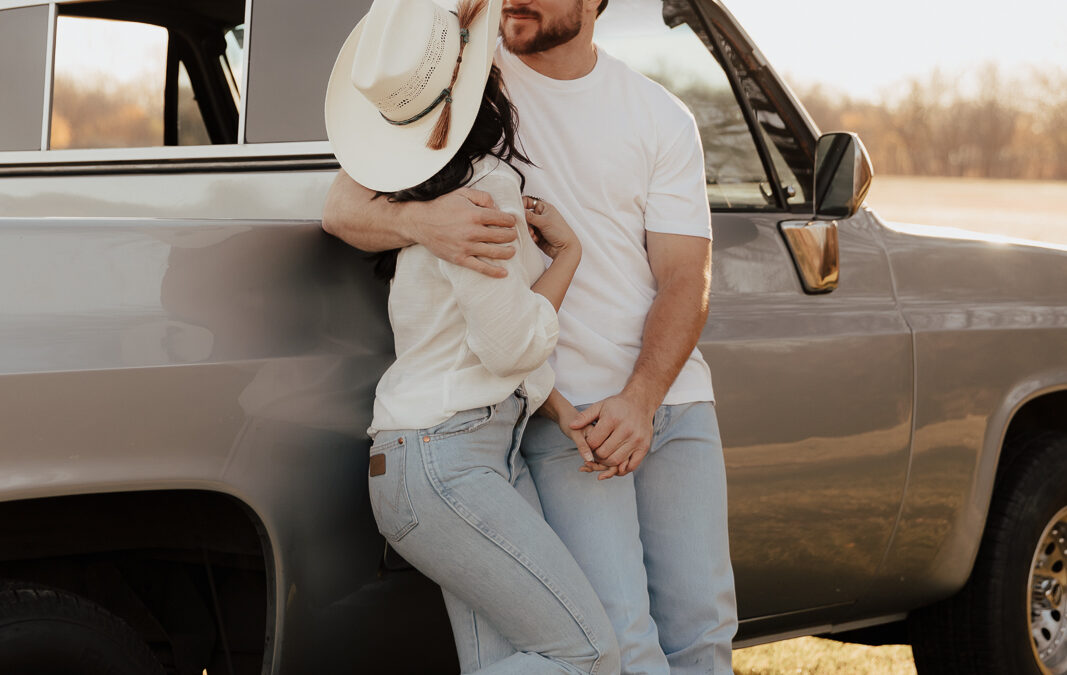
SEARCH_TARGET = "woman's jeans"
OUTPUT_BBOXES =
[368,390,620,674]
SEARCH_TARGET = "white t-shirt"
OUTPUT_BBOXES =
[496,45,715,406]
[368,157,557,436]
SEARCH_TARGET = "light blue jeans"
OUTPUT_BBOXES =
[449,401,737,674]
[368,390,621,674]
[524,401,737,674]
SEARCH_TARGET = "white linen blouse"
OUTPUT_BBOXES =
[367,156,557,436]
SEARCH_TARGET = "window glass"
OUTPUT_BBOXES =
[223,24,245,105]
[178,62,211,146]
[51,17,167,149]
[48,0,245,150]
[0,6,49,151]
[714,25,812,206]
[596,0,774,209]
[762,125,805,206]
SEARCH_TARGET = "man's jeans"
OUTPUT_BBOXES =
[369,391,620,674]
[523,401,737,674]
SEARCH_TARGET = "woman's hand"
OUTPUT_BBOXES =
[537,389,601,469]
[554,402,596,465]
[559,407,623,481]
[578,436,625,481]
[523,196,580,260]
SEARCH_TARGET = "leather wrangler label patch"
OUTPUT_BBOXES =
[369,454,386,477]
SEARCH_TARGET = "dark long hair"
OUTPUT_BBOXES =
[372,65,530,280]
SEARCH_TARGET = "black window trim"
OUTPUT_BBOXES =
[690,0,820,214]
[1,0,818,188]
[0,0,258,166]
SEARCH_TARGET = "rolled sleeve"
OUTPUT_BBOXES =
[440,260,559,378]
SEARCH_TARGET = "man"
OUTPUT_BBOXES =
[323,0,737,671]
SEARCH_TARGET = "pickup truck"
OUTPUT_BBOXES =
[1,0,1065,673]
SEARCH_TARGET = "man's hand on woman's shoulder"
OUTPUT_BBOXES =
[419,188,519,279]
[321,170,519,278]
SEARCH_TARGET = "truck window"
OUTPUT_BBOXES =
[0,5,49,151]
[49,0,246,149]
[596,0,803,210]
[51,17,169,149]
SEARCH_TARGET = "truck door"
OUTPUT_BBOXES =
[597,0,914,629]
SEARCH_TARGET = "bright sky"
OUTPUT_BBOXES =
[53,16,243,88]
[51,1,1067,102]
[54,17,167,85]
[721,0,1067,100]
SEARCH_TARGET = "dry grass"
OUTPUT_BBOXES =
[733,637,917,675]
[868,175,1067,245]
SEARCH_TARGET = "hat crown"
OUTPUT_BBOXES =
[350,0,461,121]
[325,0,502,192]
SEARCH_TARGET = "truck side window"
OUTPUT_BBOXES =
[598,5,776,210]
[48,0,245,149]
[714,30,810,207]
[51,17,169,149]
[0,6,49,151]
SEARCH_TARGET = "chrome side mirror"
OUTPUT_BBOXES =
[814,132,873,220]
[778,132,872,295]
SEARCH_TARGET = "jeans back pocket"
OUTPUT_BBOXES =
[367,436,418,543]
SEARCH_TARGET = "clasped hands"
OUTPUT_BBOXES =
[560,393,655,481]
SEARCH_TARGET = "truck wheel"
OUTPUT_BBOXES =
[909,432,1067,674]
[0,582,164,675]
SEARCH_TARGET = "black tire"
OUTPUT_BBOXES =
[909,432,1067,675]
[0,582,165,675]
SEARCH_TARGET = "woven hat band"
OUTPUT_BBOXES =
[350,0,460,126]
[380,19,472,128]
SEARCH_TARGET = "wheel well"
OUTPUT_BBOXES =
[0,490,272,675]
[998,390,1067,489]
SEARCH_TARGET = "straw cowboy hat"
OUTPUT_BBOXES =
[325,0,502,192]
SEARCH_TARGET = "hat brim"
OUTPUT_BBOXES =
[325,0,502,193]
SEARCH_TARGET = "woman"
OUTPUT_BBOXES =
[324,0,620,672]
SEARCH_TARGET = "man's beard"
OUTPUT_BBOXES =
[501,0,583,55]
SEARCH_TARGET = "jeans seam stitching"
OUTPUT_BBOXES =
[418,435,605,670]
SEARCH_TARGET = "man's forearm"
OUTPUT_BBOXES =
[623,274,709,411]
[322,169,422,252]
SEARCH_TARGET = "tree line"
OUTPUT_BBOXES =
[794,64,1067,181]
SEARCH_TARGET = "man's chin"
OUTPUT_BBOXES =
[502,39,532,55]
[501,27,537,55]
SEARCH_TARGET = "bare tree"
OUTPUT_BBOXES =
[793,64,1064,180]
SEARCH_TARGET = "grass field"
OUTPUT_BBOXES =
[726,175,1064,674]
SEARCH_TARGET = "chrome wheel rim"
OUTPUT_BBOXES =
[1029,506,1067,675]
